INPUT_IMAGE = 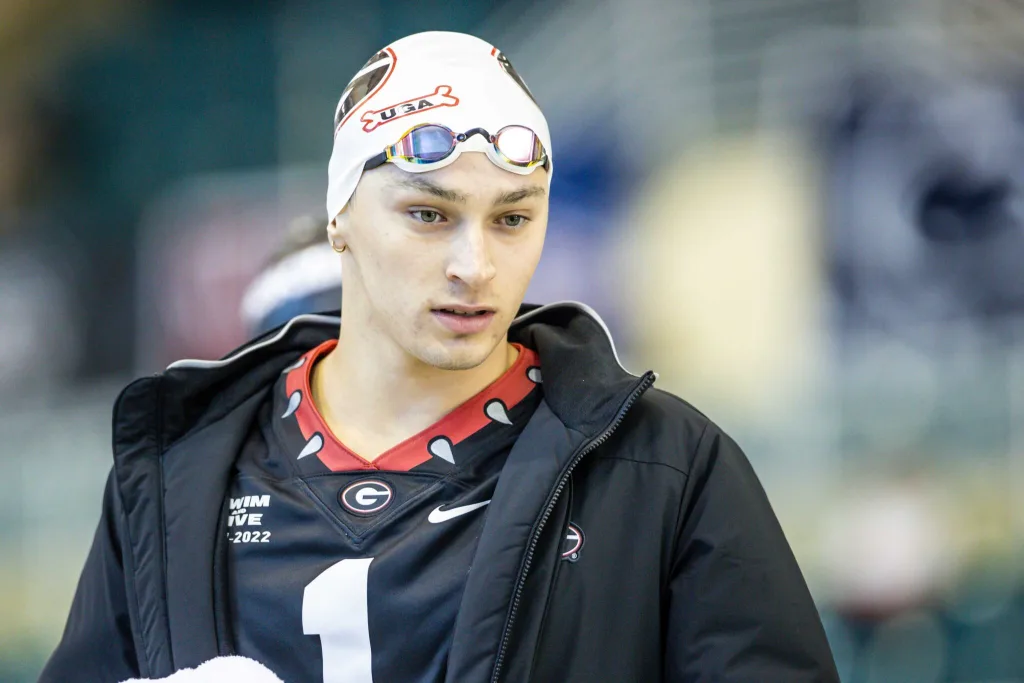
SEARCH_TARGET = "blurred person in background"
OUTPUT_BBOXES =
[240,215,344,338]
[0,92,83,392]
[42,31,838,683]
[821,61,1024,343]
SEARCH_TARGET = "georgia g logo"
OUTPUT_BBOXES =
[561,523,585,562]
[339,479,394,516]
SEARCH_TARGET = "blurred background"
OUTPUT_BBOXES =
[2,0,1024,680]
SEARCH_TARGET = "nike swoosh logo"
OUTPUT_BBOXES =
[428,500,491,524]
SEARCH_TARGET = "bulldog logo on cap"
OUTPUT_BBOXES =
[492,48,537,105]
[335,47,397,136]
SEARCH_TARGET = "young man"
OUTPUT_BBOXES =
[42,32,839,682]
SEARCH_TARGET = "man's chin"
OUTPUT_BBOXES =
[417,336,499,372]
[429,349,491,372]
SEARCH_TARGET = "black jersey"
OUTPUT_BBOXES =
[227,340,543,683]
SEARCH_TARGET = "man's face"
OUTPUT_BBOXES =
[330,152,549,371]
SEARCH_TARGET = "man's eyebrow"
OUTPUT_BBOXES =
[493,186,547,206]
[392,177,466,203]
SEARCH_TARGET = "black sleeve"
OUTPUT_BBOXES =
[39,470,140,683]
[664,425,840,682]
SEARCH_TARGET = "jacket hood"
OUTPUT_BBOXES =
[153,301,646,449]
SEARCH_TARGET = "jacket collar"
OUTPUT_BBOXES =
[159,301,644,446]
[508,301,644,435]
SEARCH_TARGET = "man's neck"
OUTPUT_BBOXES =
[310,328,518,462]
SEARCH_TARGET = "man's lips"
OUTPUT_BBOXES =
[431,306,496,334]
[431,304,496,315]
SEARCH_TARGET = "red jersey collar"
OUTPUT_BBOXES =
[282,340,541,471]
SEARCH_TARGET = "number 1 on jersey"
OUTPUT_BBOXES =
[303,558,375,683]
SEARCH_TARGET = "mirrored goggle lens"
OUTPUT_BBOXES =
[494,126,546,166]
[393,124,455,164]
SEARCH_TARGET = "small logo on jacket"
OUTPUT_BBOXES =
[561,523,585,562]
[340,480,394,515]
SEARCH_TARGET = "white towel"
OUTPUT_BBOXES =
[120,656,283,683]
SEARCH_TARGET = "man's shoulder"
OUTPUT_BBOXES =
[114,315,339,450]
[597,385,722,477]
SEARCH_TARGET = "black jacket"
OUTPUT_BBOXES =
[41,302,839,682]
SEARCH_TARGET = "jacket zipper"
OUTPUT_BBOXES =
[490,371,657,683]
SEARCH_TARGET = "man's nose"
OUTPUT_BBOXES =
[446,223,497,287]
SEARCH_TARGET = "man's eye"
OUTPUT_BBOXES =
[411,209,443,223]
[500,214,528,229]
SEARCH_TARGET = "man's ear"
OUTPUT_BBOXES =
[326,208,349,252]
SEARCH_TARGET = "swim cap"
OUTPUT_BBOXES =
[326,31,552,222]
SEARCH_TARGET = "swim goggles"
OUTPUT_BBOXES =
[362,123,548,176]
